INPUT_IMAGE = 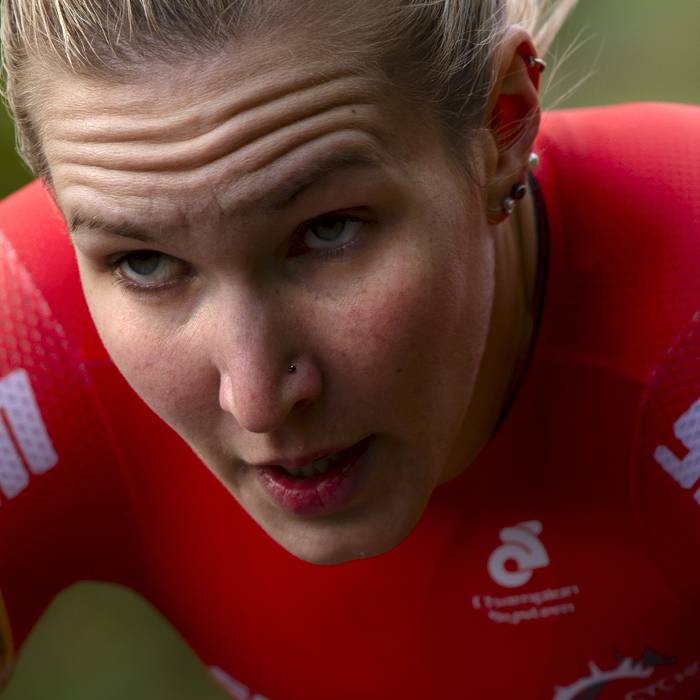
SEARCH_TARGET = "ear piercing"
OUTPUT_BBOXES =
[501,182,528,215]
[500,152,539,216]
[501,191,515,215]
[526,55,547,72]
[511,183,527,201]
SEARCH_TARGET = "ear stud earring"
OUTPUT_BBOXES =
[501,182,528,215]
[528,152,540,170]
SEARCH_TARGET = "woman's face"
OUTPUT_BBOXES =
[40,39,497,564]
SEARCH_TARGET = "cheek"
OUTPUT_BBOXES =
[321,246,494,418]
[84,286,216,423]
[78,220,494,438]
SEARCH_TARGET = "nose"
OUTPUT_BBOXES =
[215,295,322,434]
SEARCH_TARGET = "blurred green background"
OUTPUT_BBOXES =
[0,1,698,698]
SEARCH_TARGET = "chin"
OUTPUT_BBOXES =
[282,537,392,566]
[263,509,418,566]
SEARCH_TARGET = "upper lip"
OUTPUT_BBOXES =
[247,440,362,471]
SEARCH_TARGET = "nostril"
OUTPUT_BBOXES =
[292,397,313,410]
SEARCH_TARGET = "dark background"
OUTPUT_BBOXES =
[1,0,698,698]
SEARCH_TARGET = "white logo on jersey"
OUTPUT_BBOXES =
[552,657,654,700]
[487,520,549,588]
[0,369,58,500]
[208,666,272,700]
[654,395,700,505]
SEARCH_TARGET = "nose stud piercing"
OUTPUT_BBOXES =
[501,182,528,215]
[526,55,547,72]
[288,365,297,374]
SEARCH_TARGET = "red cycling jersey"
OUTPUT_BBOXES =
[0,103,699,700]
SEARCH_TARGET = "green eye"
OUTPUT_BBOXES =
[124,252,163,276]
[303,218,362,250]
[119,252,186,284]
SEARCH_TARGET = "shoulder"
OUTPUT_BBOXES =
[530,105,700,604]
[0,181,102,359]
[537,102,700,172]
[0,182,143,652]
[0,180,68,265]
[536,103,699,255]
[536,102,700,240]
[533,103,700,382]
[538,101,699,145]
[0,179,60,224]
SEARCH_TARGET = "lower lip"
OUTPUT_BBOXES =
[255,437,373,517]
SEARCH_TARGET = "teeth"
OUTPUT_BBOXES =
[312,456,331,474]
[300,463,316,477]
[282,453,338,478]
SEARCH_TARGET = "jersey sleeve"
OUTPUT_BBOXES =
[633,312,700,603]
[0,182,144,671]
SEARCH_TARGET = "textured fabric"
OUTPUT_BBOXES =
[0,103,699,700]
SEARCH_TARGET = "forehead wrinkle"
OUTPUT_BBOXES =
[60,138,392,246]
[50,68,367,145]
[49,96,380,175]
[229,148,386,216]
[47,82,383,175]
[53,107,391,199]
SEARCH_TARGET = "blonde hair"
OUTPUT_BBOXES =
[0,0,578,179]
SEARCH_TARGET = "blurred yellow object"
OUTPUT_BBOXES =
[0,588,15,691]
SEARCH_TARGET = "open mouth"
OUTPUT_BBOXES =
[274,450,343,479]
[255,437,373,517]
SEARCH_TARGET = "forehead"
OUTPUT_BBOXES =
[36,33,430,228]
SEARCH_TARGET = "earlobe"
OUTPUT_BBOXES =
[485,28,543,224]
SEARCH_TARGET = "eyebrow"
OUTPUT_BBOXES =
[259,150,383,212]
[68,212,160,243]
[67,149,384,244]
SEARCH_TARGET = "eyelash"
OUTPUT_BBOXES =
[106,213,371,296]
[112,272,185,297]
[289,214,368,260]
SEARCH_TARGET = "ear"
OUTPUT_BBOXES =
[483,26,542,224]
